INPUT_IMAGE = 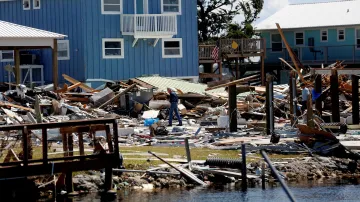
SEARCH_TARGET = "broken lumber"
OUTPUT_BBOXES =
[205,75,259,91]
[0,101,34,113]
[62,74,96,93]
[98,84,137,108]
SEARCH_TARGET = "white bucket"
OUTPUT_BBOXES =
[217,116,229,128]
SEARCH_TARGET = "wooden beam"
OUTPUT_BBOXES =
[307,94,314,128]
[42,128,48,165]
[62,74,96,92]
[266,75,274,135]
[205,74,259,91]
[0,101,35,112]
[276,23,305,83]
[52,39,58,90]
[15,49,20,85]
[330,69,340,122]
[0,46,51,50]
[229,85,237,132]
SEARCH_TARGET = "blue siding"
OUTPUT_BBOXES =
[261,27,360,64]
[0,0,198,84]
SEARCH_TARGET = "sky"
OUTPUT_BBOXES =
[234,0,342,25]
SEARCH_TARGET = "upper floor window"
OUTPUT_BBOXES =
[338,29,345,41]
[101,0,122,14]
[102,38,124,59]
[271,33,282,52]
[57,40,70,60]
[161,0,181,14]
[321,30,328,42]
[162,38,182,58]
[23,0,30,10]
[33,0,40,9]
[0,51,14,62]
[295,31,304,46]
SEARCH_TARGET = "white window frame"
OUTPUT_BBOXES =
[33,0,40,9]
[320,29,328,42]
[0,50,14,62]
[102,38,124,59]
[57,40,70,60]
[101,0,123,15]
[271,33,282,52]
[294,31,305,46]
[162,38,183,58]
[338,28,346,41]
[161,0,181,15]
[23,0,30,10]
[356,28,360,50]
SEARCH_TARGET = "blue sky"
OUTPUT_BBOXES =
[234,0,341,24]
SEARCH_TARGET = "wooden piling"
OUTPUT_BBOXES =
[42,128,48,165]
[22,126,29,167]
[266,75,274,135]
[66,134,74,194]
[307,94,314,128]
[241,144,247,190]
[184,137,191,163]
[104,167,113,192]
[261,162,265,189]
[330,69,340,122]
[78,132,85,156]
[352,75,359,124]
[229,84,237,132]
[315,75,322,117]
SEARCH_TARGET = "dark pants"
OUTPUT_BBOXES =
[301,101,307,111]
[169,102,182,126]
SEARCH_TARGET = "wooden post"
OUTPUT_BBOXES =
[184,137,191,163]
[219,61,223,80]
[35,95,42,123]
[289,71,294,125]
[307,94,314,128]
[66,133,74,194]
[315,75,322,117]
[228,84,237,132]
[78,132,85,156]
[235,58,239,79]
[352,75,359,124]
[261,56,265,85]
[104,166,113,192]
[241,144,247,190]
[105,125,114,153]
[68,134,73,157]
[15,49,20,85]
[62,133,68,157]
[22,126,28,167]
[330,69,340,122]
[52,39,58,90]
[42,128,48,165]
[266,75,274,135]
[261,162,266,189]
[113,120,120,166]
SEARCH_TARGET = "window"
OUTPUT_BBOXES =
[338,29,345,41]
[162,38,182,58]
[356,29,360,49]
[271,34,282,52]
[101,0,122,14]
[57,40,70,60]
[102,38,124,59]
[321,30,328,42]
[0,51,14,62]
[33,0,40,9]
[295,32,304,46]
[161,0,181,14]
[23,0,30,10]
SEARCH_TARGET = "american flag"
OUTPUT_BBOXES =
[211,41,219,62]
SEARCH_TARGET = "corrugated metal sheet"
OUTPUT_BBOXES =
[256,0,360,30]
[136,76,226,95]
[0,20,66,38]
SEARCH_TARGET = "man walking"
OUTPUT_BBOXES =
[167,88,182,126]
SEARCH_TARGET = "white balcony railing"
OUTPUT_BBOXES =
[121,14,177,38]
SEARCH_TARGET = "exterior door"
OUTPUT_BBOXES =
[136,0,148,14]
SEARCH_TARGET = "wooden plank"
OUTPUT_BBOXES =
[203,170,259,179]
[205,75,259,91]
[276,23,305,83]
[52,39,58,90]
[62,74,95,92]
[0,101,35,113]
[330,69,340,122]
[78,132,85,156]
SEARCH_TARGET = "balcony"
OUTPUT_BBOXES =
[121,14,177,39]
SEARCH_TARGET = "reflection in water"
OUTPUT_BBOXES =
[58,181,360,202]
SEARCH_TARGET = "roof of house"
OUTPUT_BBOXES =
[256,0,360,31]
[0,20,66,38]
[135,76,226,95]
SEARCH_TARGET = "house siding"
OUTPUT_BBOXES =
[0,0,198,84]
[261,27,360,64]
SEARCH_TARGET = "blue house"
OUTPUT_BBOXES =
[0,0,198,86]
[256,0,360,67]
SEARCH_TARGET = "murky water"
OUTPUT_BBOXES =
[65,181,360,202]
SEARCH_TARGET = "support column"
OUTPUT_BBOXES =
[261,56,265,86]
[228,84,237,132]
[266,75,274,135]
[52,39,58,90]
[352,75,359,124]
[15,49,20,85]
[315,75,322,117]
[289,71,295,125]
[330,69,340,122]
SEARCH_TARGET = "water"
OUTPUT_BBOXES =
[68,182,360,202]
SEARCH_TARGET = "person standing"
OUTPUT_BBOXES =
[301,83,310,113]
[167,88,182,126]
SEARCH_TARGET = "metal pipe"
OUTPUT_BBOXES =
[113,169,180,175]
[261,150,297,202]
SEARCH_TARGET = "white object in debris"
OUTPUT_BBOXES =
[149,100,170,109]
[142,184,154,190]
[178,104,187,114]
[346,115,353,125]
[217,116,229,128]
[118,128,135,136]
[142,110,160,119]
